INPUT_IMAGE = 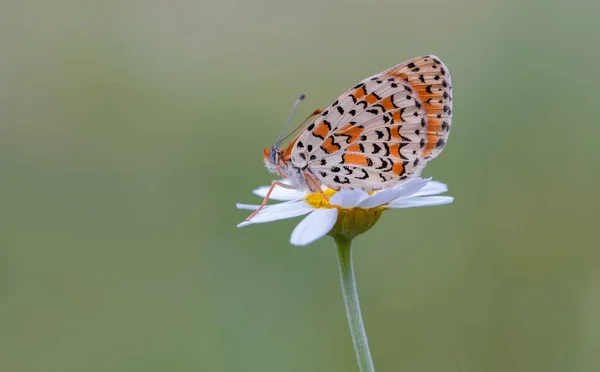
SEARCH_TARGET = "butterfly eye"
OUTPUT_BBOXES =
[269,147,279,165]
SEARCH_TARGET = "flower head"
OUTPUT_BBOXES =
[237,178,453,246]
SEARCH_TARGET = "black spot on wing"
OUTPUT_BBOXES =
[399,107,406,121]
[376,158,393,172]
[333,175,351,184]
[382,143,390,156]
[355,169,369,180]
[385,127,392,141]
[353,82,366,90]
[372,104,387,113]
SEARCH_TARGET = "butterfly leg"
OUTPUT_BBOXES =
[304,171,329,200]
[245,181,297,221]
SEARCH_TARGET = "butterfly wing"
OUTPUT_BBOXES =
[288,55,452,191]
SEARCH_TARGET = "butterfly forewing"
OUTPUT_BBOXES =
[288,55,452,191]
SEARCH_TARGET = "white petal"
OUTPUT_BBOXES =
[329,189,369,207]
[388,196,454,209]
[236,203,260,211]
[412,180,448,197]
[252,181,307,201]
[290,208,338,246]
[358,178,429,208]
[237,201,314,227]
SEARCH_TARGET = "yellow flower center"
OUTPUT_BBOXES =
[305,189,337,208]
[305,189,386,240]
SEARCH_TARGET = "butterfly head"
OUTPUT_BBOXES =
[263,146,285,174]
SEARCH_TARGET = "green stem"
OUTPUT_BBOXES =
[334,236,375,372]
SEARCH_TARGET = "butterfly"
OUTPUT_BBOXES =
[247,55,452,220]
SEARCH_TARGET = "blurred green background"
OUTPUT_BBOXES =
[2,1,600,371]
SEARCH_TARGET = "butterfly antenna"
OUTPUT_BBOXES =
[274,93,305,148]
[280,108,323,143]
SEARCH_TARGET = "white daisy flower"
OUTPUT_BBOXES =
[237,177,453,246]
